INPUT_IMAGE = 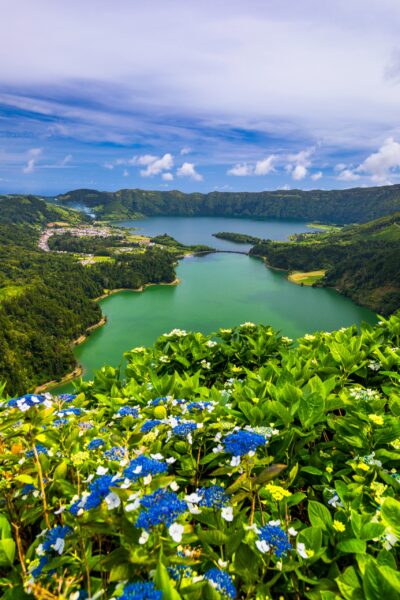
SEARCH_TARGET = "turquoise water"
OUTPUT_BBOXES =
[53,218,376,392]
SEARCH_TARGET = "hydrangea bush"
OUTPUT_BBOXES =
[0,316,400,599]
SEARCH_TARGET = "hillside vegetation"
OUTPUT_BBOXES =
[0,317,399,598]
[0,198,177,394]
[56,184,400,224]
[250,212,400,315]
[0,195,86,226]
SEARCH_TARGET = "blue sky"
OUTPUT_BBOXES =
[1,0,400,195]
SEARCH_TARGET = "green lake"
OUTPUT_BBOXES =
[53,218,377,391]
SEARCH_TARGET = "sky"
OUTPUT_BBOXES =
[1,0,400,195]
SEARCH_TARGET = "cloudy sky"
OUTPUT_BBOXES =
[1,0,400,194]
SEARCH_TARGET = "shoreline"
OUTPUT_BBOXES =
[35,277,181,393]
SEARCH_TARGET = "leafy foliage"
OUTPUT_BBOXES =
[1,316,399,598]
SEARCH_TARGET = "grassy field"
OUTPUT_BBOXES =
[288,270,326,285]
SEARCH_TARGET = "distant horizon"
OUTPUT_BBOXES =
[2,2,400,195]
[3,180,400,199]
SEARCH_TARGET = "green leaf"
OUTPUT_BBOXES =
[308,501,332,530]
[154,559,182,600]
[337,539,366,554]
[381,497,400,537]
[0,539,16,566]
[336,566,363,600]
[298,393,325,429]
[363,559,400,600]
[197,530,228,546]
[359,522,385,540]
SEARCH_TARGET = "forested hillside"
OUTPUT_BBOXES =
[0,220,176,394]
[250,212,400,314]
[0,194,86,225]
[57,184,400,224]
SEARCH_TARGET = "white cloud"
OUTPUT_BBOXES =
[254,155,276,175]
[22,148,42,174]
[286,148,313,180]
[140,153,174,177]
[136,154,158,166]
[227,163,253,176]
[180,147,191,155]
[123,169,129,177]
[292,164,307,180]
[356,137,400,182]
[337,168,360,181]
[311,171,323,181]
[177,162,203,181]
[162,172,174,181]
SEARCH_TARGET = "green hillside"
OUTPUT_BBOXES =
[0,317,399,598]
[250,213,400,315]
[56,184,400,224]
[0,194,87,225]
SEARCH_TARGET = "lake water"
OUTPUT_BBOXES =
[115,216,318,252]
[52,214,377,393]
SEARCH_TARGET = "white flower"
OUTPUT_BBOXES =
[52,537,65,555]
[187,503,201,514]
[185,493,202,504]
[230,456,241,467]
[268,520,281,526]
[221,507,234,522]
[206,340,217,347]
[143,474,152,485]
[169,522,184,543]
[170,481,179,491]
[288,527,298,536]
[218,559,228,568]
[96,466,108,475]
[244,523,260,533]
[139,530,149,544]
[133,466,143,474]
[297,542,309,559]
[150,453,164,460]
[54,506,66,515]
[166,457,176,464]
[213,444,224,454]
[383,532,398,550]
[105,492,121,510]
[255,540,270,553]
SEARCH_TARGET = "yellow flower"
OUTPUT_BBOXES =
[153,405,167,419]
[231,366,242,373]
[71,451,90,466]
[357,462,369,471]
[326,466,333,473]
[333,520,346,532]
[265,483,292,501]
[368,414,384,426]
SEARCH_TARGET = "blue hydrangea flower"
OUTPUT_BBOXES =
[150,397,168,407]
[223,430,266,456]
[116,406,140,418]
[187,401,213,412]
[58,407,83,417]
[141,420,162,433]
[41,526,72,553]
[136,489,186,530]
[53,418,68,428]
[31,555,49,578]
[103,446,126,461]
[70,475,122,514]
[119,581,162,600]
[197,485,228,508]
[168,564,192,581]
[256,523,292,558]
[172,422,197,438]
[26,444,48,458]
[8,394,51,411]
[58,394,77,402]
[124,455,168,481]
[87,438,105,450]
[205,568,236,599]
[78,422,94,430]
[21,483,36,496]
